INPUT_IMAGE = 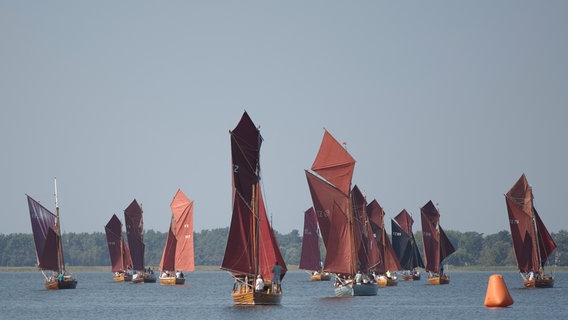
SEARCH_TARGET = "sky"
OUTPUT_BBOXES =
[1,1,567,237]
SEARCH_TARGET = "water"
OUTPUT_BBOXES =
[0,271,566,320]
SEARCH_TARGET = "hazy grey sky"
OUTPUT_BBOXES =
[2,1,567,237]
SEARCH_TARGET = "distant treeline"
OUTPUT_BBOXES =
[1,229,567,268]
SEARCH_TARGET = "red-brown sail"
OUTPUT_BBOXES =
[311,130,355,196]
[222,112,287,304]
[105,214,132,273]
[27,195,60,272]
[505,174,557,275]
[420,200,455,274]
[392,209,424,271]
[305,170,354,275]
[367,199,401,273]
[159,189,195,273]
[124,199,145,271]
[352,186,381,273]
[299,207,322,272]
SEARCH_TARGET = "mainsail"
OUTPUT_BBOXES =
[367,199,401,273]
[105,214,133,273]
[159,189,195,272]
[505,174,556,273]
[124,199,145,271]
[420,200,455,274]
[391,209,424,270]
[352,186,381,273]
[299,207,322,272]
[221,111,287,281]
[305,129,357,275]
[27,195,62,273]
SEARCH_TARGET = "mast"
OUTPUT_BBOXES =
[54,177,65,274]
[529,187,542,270]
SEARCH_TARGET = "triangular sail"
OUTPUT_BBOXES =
[352,186,380,273]
[124,199,145,270]
[257,189,287,281]
[299,207,322,272]
[105,214,131,273]
[27,195,61,272]
[366,199,401,273]
[311,130,355,196]
[421,200,455,273]
[505,174,557,272]
[391,210,424,270]
[160,189,195,272]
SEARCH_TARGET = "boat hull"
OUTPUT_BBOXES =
[45,277,78,290]
[335,283,378,296]
[377,277,398,287]
[113,272,132,282]
[524,276,554,288]
[143,272,157,283]
[428,275,450,285]
[310,272,331,281]
[231,290,282,305]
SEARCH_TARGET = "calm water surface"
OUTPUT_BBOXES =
[0,271,566,320]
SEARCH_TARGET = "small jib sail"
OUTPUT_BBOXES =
[505,174,557,288]
[26,178,77,289]
[158,189,195,285]
[305,130,377,296]
[367,199,401,283]
[391,209,424,279]
[105,214,133,281]
[420,200,455,285]
[221,111,287,305]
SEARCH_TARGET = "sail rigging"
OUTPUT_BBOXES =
[124,199,145,271]
[420,200,455,274]
[105,214,133,273]
[391,209,424,270]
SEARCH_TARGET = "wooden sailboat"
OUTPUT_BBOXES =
[505,174,557,288]
[158,189,195,285]
[124,199,156,283]
[391,209,424,280]
[305,130,379,297]
[105,214,133,282]
[221,111,288,305]
[299,207,330,281]
[421,200,455,285]
[26,178,77,290]
[367,200,401,286]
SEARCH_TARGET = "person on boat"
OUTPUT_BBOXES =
[355,270,363,284]
[255,274,264,292]
[272,261,282,288]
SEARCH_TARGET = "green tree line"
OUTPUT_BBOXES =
[1,229,567,268]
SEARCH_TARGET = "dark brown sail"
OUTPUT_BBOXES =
[124,199,145,271]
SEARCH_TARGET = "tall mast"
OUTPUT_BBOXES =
[530,186,542,271]
[54,177,65,273]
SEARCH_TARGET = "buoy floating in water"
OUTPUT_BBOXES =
[484,274,514,308]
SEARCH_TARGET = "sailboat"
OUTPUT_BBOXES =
[420,200,455,285]
[105,214,133,282]
[391,209,424,280]
[305,129,379,297]
[299,207,330,281]
[158,189,195,285]
[367,200,401,286]
[221,111,288,305]
[26,178,78,290]
[505,174,557,288]
[124,199,156,283]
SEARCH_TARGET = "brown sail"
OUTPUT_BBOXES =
[505,174,557,288]
[367,199,401,286]
[124,199,145,271]
[105,214,133,275]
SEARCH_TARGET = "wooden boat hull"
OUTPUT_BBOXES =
[524,276,554,288]
[45,277,78,290]
[132,274,144,283]
[113,272,132,282]
[335,283,378,296]
[377,277,398,287]
[176,277,186,285]
[160,276,176,285]
[310,272,331,281]
[143,273,157,283]
[231,290,282,305]
[428,275,450,285]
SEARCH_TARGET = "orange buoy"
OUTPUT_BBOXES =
[484,274,514,308]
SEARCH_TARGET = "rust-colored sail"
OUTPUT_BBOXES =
[367,199,401,273]
[159,189,195,272]
[222,111,287,285]
[311,130,355,196]
[124,199,145,271]
[105,214,132,273]
[352,186,380,273]
[305,170,354,275]
[299,207,322,272]
[505,174,557,273]
[27,195,61,272]
[420,200,455,274]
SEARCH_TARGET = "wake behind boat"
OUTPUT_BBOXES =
[505,174,557,288]
[221,111,287,305]
[26,178,77,290]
